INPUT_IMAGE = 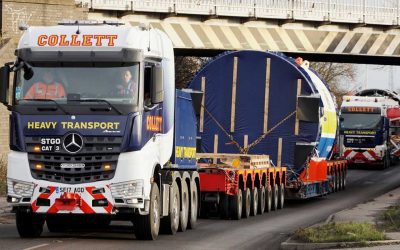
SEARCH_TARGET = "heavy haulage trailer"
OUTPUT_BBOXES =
[0,21,346,239]
[189,51,347,218]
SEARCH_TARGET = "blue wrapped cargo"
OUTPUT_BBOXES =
[189,51,344,198]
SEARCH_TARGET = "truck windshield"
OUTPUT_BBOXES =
[340,113,382,130]
[14,63,139,105]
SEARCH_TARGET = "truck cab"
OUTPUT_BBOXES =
[339,96,391,168]
[0,21,200,240]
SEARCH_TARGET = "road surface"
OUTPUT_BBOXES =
[1,166,400,250]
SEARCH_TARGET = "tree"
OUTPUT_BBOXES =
[309,62,357,106]
[175,56,208,89]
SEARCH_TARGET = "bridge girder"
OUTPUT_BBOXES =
[90,12,400,65]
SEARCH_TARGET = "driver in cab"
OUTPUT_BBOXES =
[115,69,137,99]
[24,71,66,99]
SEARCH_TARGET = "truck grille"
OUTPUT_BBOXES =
[26,136,122,184]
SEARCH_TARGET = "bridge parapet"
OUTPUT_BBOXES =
[76,0,399,26]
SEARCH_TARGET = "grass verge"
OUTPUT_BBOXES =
[294,222,387,243]
[0,156,6,196]
[380,205,400,231]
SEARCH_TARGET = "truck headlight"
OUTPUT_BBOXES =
[110,180,143,198]
[8,179,34,197]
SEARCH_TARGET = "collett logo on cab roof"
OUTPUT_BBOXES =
[342,107,380,113]
[37,34,118,47]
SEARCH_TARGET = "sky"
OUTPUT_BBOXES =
[345,64,400,92]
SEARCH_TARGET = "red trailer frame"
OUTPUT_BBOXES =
[198,153,286,219]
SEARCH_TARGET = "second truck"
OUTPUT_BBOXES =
[340,89,400,168]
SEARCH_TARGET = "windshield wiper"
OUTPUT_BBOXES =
[20,99,70,115]
[69,99,123,115]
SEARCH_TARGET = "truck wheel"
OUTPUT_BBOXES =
[258,187,265,214]
[242,188,251,218]
[179,181,189,232]
[278,184,285,209]
[160,181,180,235]
[265,185,272,213]
[16,210,44,238]
[250,188,258,216]
[384,154,390,169]
[229,189,242,220]
[188,180,198,229]
[134,182,160,240]
[271,184,278,211]
[219,193,230,219]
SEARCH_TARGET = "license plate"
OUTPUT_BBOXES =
[40,137,62,152]
[55,187,85,193]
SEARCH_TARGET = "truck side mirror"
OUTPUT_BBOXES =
[0,65,10,105]
[151,65,164,104]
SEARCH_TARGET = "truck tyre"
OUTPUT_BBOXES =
[384,153,390,169]
[219,193,230,219]
[188,180,198,229]
[16,210,44,238]
[258,187,265,215]
[242,188,251,218]
[178,181,189,232]
[271,184,278,211]
[134,182,160,240]
[265,185,272,213]
[278,184,285,209]
[229,189,242,220]
[250,188,258,216]
[160,181,180,235]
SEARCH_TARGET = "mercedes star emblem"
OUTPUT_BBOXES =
[63,133,83,154]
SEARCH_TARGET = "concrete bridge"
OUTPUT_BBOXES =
[78,0,400,64]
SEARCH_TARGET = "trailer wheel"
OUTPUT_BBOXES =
[16,210,44,238]
[188,180,198,229]
[265,185,272,213]
[271,184,278,211]
[134,182,160,240]
[337,171,342,191]
[160,182,180,235]
[278,184,285,209]
[250,188,258,216]
[333,172,338,192]
[229,189,242,220]
[178,181,189,232]
[242,188,251,218]
[342,171,347,190]
[258,187,265,215]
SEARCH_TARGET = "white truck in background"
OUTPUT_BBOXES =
[340,90,400,168]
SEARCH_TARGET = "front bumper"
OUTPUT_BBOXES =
[7,178,147,214]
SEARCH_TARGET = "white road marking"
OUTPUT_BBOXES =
[23,244,49,250]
